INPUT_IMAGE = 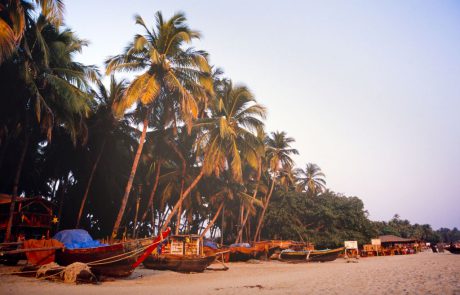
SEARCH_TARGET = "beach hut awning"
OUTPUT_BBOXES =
[378,235,416,243]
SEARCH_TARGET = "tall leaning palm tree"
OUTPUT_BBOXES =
[296,163,326,197]
[105,11,213,239]
[253,131,298,242]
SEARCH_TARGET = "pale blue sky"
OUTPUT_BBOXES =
[65,0,460,229]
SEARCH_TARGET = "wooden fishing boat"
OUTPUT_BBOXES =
[203,242,230,262]
[228,244,257,262]
[143,253,215,272]
[307,247,344,262]
[279,249,308,262]
[143,234,216,273]
[55,228,170,277]
[445,245,460,254]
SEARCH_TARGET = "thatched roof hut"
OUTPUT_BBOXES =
[378,235,416,245]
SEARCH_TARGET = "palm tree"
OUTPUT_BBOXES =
[105,11,213,239]
[3,15,96,241]
[278,165,299,191]
[235,129,266,243]
[160,81,266,232]
[76,76,127,228]
[253,131,298,242]
[296,163,326,196]
[0,0,64,63]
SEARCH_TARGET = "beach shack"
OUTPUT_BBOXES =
[362,235,419,256]
[0,194,55,242]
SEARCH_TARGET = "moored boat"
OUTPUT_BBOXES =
[445,245,460,254]
[54,228,171,277]
[279,249,308,262]
[228,243,257,262]
[308,247,344,262]
[143,253,215,272]
[279,247,344,263]
[143,234,216,272]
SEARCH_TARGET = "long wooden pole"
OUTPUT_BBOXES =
[0,246,63,255]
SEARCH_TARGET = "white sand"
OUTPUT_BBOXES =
[1,251,459,295]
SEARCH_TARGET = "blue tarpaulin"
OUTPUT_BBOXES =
[204,240,218,249]
[53,229,107,249]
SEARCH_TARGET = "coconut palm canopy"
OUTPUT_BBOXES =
[0,2,450,246]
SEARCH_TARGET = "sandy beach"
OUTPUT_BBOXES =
[1,251,459,295]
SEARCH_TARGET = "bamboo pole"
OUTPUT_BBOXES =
[1,246,63,255]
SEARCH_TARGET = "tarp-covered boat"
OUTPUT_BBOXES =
[54,228,170,277]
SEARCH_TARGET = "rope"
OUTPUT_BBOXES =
[36,262,61,278]
[86,243,150,266]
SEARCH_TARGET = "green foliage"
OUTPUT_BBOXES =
[263,190,377,248]
[372,214,441,243]
[0,4,454,243]
[436,227,460,243]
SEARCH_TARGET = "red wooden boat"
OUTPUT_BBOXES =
[55,228,170,277]
[143,234,216,273]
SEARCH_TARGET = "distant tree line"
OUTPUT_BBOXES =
[264,192,457,248]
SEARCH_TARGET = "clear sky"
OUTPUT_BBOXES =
[64,0,460,229]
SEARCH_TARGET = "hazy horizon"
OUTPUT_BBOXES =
[64,0,460,229]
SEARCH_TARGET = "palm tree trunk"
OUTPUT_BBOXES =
[235,203,244,243]
[111,112,149,240]
[76,138,106,228]
[4,133,29,242]
[253,178,275,243]
[175,178,185,235]
[200,202,224,238]
[221,203,225,245]
[236,163,262,243]
[140,159,162,223]
[150,203,155,235]
[160,169,204,232]
[0,133,11,170]
[56,178,67,232]
[246,217,251,243]
[132,194,141,238]
[166,139,186,235]
[157,208,170,234]
[236,206,250,243]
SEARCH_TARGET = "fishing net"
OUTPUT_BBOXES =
[36,262,61,278]
[62,262,93,283]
